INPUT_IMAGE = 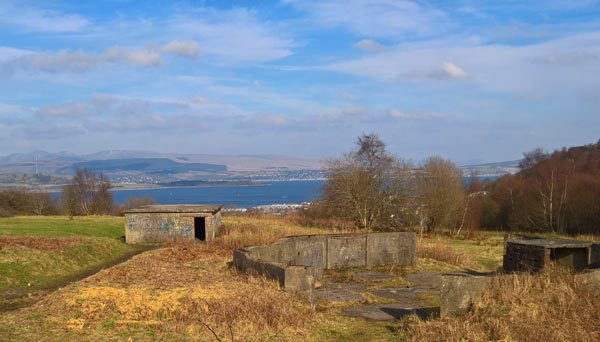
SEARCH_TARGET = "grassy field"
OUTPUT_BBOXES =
[0,214,598,341]
[0,216,145,311]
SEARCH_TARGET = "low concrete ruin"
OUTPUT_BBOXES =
[233,232,416,299]
[504,235,600,272]
[124,204,222,244]
[440,236,600,317]
[440,273,491,318]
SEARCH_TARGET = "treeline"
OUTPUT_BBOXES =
[306,133,471,234]
[308,134,600,236]
[0,168,154,217]
[480,140,600,235]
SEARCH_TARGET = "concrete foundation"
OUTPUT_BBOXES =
[233,232,416,299]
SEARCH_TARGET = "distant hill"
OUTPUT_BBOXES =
[0,150,323,172]
[460,160,521,177]
[0,172,71,190]
[0,150,81,164]
[58,158,227,175]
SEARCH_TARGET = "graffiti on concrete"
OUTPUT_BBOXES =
[127,215,150,231]
[158,219,170,232]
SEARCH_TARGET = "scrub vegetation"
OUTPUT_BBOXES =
[0,215,599,341]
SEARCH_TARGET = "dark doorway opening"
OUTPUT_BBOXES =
[194,217,206,241]
[550,247,588,271]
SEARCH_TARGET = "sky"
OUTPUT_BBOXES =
[0,0,599,164]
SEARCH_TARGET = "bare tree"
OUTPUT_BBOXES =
[320,133,413,230]
[415,156,465,233]
[519,147,548,171]
[61,168,113,216]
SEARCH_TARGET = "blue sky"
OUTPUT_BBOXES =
[0,0,599,164]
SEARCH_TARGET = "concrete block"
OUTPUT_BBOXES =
[263,237,296,265]
[327,234,367,269]
[440,273,491,318]
[285,266,315,301]
[398,232,417,266]
[293,235,326,279]
[366,232,401,266]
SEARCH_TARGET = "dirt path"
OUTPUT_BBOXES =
[0,245,158,312]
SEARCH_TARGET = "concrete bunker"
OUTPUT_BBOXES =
[233,232,417,300]
[124,204,222,244]
[440,236,600,318]
[503,235,600,272]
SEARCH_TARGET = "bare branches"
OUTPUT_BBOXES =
[61,167,113,216]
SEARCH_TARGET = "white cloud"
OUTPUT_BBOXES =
[0,2,88,33]
[7,46,163,74]
[326,32,600,97]
[104,47,162,67]
[492,21,549,42]
[252,112,295,127]
[31,50,100,72]
[284,0,447,38]
[27,123,86,139]
[353,39,387,53]
[430,61,468,79]
[389,109,445,119]
[342,105,365,116]
[36,101,89,118]
[169,8,295,62]
[0,102,29,115]
[162,40,201,58]
[538,52,597,65]
[192,96,210,103]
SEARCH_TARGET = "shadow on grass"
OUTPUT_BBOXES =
[380,306,440,320]
[0,243,158,312]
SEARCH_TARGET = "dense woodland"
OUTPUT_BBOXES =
[1,138,599,236]
[308,135,600,236]
[480,140,600,235]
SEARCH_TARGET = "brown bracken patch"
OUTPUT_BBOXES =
[0,236,88,251]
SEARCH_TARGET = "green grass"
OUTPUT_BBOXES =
[0,216,125,238]
[0,238,137,289]
[0,216,142,291]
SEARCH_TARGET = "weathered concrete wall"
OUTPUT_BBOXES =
[125,211,220,243]
[503,242,549,272]
[440,273,492,318]
[327,234,367,269]
[233,232,416,300]
[367,232,416,266]
[293,235,327,279]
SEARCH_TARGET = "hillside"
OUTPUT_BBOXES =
[57,158,227,175]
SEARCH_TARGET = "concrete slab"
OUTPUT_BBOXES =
[352,270,395,282]
[342,303,439,321]
[313,282,366,302]
[403,270,442,289]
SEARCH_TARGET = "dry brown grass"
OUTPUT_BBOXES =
[26,242,316,341]
[0,236,87,251]
[281,213,358,232]
[3,217,326,341]
[417,237,476,269]
[403,267,600,342]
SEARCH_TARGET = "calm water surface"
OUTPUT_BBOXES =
[111,180,325,208]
